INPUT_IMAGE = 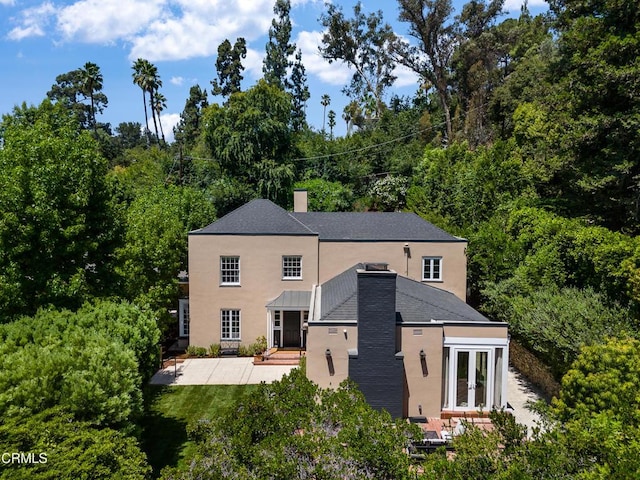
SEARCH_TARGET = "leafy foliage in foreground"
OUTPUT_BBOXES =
[0,300,159,428]
[162,369,420,480]
[0,407,151,480]
[421,339,640,479]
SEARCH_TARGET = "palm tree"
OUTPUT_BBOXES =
[321,94,330,133]
[152,92,167,146]
[79,62,102,133]
[144,62,162,143]
[328,109,336,139]
[132,58,151,144]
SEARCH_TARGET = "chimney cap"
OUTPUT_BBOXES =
[363,262,389,271]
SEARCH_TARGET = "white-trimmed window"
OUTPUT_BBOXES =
[221,309,240,340]
[220,256,240,285]
[422,256,442,281]
[282,255,302,280]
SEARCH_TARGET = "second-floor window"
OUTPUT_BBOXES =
[422,256,442,281]
[282,255,302,280]
[220,256,240,285]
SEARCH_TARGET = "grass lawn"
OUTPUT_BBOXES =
[141,384,258,477]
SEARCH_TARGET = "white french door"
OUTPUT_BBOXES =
[453,349,492,410]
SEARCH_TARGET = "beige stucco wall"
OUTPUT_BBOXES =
[401,324,445,418]
[188,234,319,347]
[443,324,508,339]
[306,324,358,389]
[318,241,468,300]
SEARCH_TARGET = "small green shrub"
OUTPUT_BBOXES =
[186,345,208,358]
[299,355,307,375]
[209,343,221,358]
[237,345,250,357]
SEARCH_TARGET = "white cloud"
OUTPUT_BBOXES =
[170,76,184,86]
[0,0,16,5]
[503,0,548,11]
[243,47,265,79]
[128,0,274,61]
[56,0,165,44]
[7,2,56,41]
[7,0,278,62]
[296,30,351,86]
[160,112,180,143]
[394,64,420,89]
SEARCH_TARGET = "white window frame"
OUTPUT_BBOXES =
[282,255,302,280]
[220,256,240,285]
[422,256,442,281]
[221,309,241,341]
[178,299,189,337]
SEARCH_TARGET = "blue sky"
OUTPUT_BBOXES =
[0,0,549,140]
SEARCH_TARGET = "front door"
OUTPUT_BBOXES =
[282,311,301,348]
[454,349,490,410]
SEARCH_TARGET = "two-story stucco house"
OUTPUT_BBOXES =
[187,190,509,418]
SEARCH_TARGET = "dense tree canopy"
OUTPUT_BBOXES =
[0,101,117,319]
[162,369,419,480]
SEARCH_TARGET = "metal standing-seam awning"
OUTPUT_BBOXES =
[266,291,312,310]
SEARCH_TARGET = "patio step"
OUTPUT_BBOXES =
[255,350,303,366]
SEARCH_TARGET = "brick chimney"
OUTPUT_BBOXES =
[348,264,404,418]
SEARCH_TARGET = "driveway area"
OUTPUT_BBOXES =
[507,366,545,436]
[149,357,297,386]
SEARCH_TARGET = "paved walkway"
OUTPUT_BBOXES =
[507,366,545,436]
[149,357,297,386]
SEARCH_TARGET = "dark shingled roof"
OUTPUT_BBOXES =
[292,211,462,242]
[191,199,315,236]
[191,199,464,242]
[318,264,488,324]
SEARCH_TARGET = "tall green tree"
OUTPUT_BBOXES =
[132,58,162,145]
[0,101,117,318]
[263,0,295,90]
[327,109,336,138]
[116,185,216,329]
[131,58,152,143]
[174,85,208,150]
[395,0,459,141]
[211,38,247,98]
[47,64,108,131]
[202,80,295,205]
[320,2,398,116]
[546,0,640,230]
[289,48,310,132]
[152,91,167,145]
[320,93,331,132]
[452,0,505,145]
[78,61,103,133]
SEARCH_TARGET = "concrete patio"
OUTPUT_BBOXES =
[149,358,544,436]
[149,357,297,386]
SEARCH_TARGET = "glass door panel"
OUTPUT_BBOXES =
[474,351,488,409]
[455,351,469,408]
[453,349,492,410]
